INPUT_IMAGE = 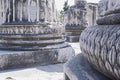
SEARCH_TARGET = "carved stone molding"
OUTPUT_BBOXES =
[80,25,120,80]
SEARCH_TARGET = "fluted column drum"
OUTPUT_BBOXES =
[0,0,75,69]
[0,0,65,51]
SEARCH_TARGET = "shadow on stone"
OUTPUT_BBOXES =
[64,54,112,80]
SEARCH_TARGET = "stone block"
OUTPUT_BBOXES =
[0,45,75,70]
[97,13,120,25]
[66,36,80,42]
[64,54,111,80]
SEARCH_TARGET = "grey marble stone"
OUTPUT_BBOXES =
[0,24,65,51]
[64,1,87,28]
[64,54,111,80]
[98,0,120,16]
[0,0,75,69]
[79,0,120,80]
[0,0,58,25]
[97,0,120,25]
[80,25,120,80]
[87,3,98,26]
[64,0,87,42]
[97,13,120,25]
[0,45,75,69]
[0,0,65,50]
[66,36,80,42]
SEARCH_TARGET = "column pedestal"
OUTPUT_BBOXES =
[0,24,75,69]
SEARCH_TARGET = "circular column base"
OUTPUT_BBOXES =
[0,43,75,70]
[64,54,111,80]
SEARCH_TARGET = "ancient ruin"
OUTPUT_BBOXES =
[64,0,87,42]
[0,0,75,69]
[64,0,98,42]
[80,0,120,79]
[64,0,120,80]
[87,3,98,26]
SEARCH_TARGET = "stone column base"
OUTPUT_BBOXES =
[64,54,111,80]
[0,44,75,70]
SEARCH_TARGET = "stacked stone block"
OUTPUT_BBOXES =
[64,0,87,42]
[64,0,120,80]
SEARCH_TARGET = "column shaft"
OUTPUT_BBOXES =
[13,0,15,21]
[37,0,39,21]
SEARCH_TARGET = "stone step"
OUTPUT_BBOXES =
[66,36,80,42]
[0,42,69,51]
[66,32,82,36]
[0,34,62,40]
[66,28,85,32]
[0,39,65,46]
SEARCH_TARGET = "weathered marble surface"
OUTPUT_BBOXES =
[80,25,120,80]
[64,0,87,42]
[0,45,75,69]
[64,1,98,27]
[97,13,120,25]
[97,0,120,25]
[0,24,61,35]
[0,0,57,24]
[98,0,120,16]
[64,54,111,80]
[0,0,65,50]
[77,0,120,80]
[64,0,87,28]
[0,24,65,51]
[87,3,98,26]
[0,0,75,69]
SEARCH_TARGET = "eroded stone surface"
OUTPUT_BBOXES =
[0,0,56,24]
[97,0,120,25]
[0,0,75,69]
[97,13,120,25]
[98,0,120,16]
[64,0,87,42]
[0,45,75,69]
[80,25,120,80]
[64,54,111,80]
[64,0,87,28]
[0,0,65,50]
[87,3,98,26]
[80,0,120,80]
